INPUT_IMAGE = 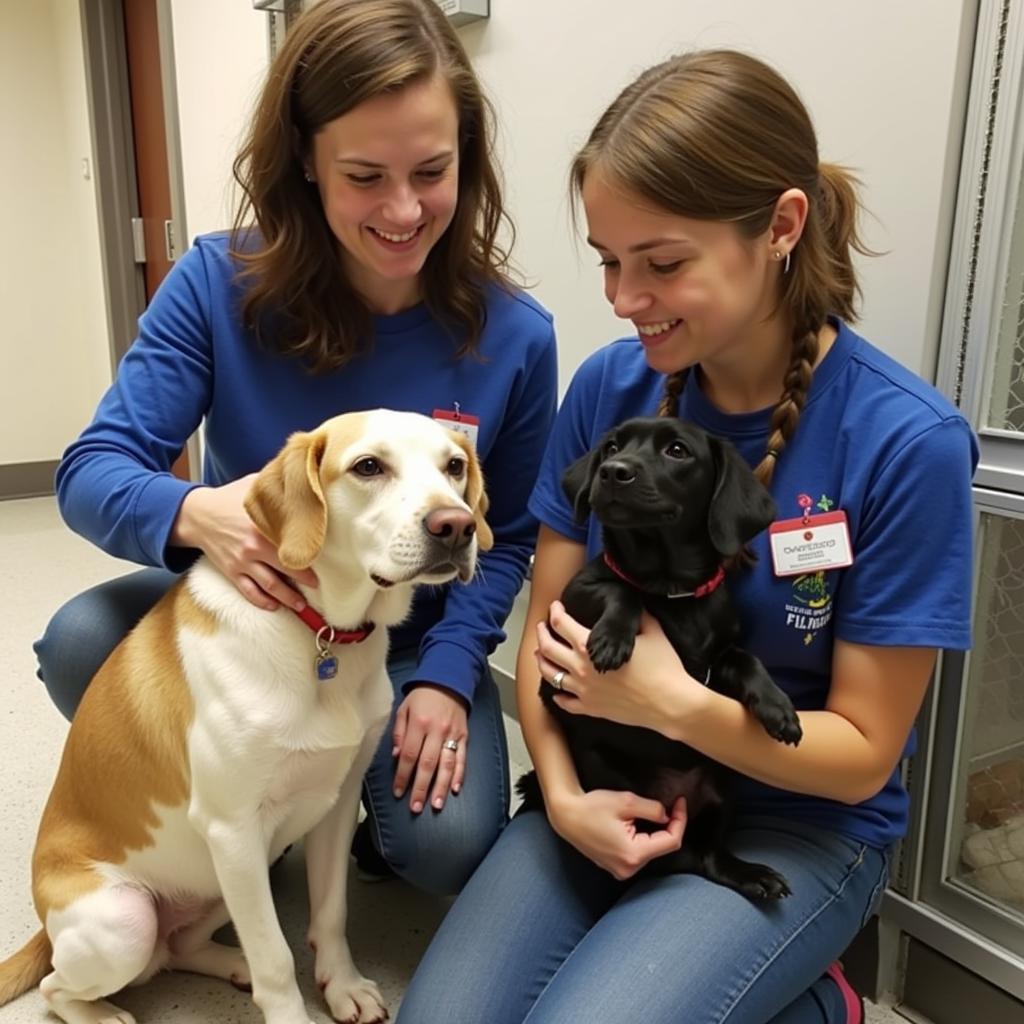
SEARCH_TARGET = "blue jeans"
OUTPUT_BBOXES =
[34,568,510,896]
[397,809,889,1024]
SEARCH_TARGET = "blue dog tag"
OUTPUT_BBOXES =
[316,654,338,681]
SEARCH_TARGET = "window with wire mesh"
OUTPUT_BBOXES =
[989,165,1024,433]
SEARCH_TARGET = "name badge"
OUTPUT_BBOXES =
[769,510,853,577]
[433,407,480,447]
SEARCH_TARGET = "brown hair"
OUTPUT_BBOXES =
[230,0,512,373]
[571,50,872,486]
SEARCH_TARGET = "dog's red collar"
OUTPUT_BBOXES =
[293,605,376,645]
[293,605,376,682]
[602,553,726,600]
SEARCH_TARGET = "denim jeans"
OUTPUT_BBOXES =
[34,567,509,896]
[397,809,890,1024]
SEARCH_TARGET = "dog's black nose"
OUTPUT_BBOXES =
[424,506,477,551]
[599,460,636,486]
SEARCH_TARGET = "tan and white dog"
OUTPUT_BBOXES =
[0,410,492,1024]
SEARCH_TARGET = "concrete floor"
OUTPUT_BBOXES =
[0,496,912,1023]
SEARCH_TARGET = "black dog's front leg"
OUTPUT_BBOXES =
[712,648,803,745]
[573,580,644,673]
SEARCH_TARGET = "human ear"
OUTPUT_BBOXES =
[767,187,809,263]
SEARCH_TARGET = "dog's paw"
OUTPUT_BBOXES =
[96,1007,137,1024]
[322,972,388,1024]
[750,693,803,746]
[586,628,635,672]
[734,863,792,902]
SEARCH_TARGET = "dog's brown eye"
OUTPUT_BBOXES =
[665,441,690,460]
[605,441,620,456]
[447,458,466,478]
[352,457,383,477]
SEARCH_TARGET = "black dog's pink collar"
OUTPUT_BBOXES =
[602,553,726,600]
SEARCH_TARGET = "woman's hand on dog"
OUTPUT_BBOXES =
[392,684,469,813]
[549,789,687,880]
[536,603,708,736]
[172,476,318,612]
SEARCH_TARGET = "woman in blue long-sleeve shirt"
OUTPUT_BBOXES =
[35,0,557,899]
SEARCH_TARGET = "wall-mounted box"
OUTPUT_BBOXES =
[433,0,489,27]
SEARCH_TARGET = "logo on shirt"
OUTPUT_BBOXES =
[785,570,834,646]
[785,569,832,637]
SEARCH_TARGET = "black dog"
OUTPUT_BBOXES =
[517,417,802,899]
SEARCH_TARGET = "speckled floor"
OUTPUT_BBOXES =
[0,496,912,1023]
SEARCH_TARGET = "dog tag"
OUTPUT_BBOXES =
[316,653,338,681]
[769,511,853,576]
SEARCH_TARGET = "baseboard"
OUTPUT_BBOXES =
[0,460,58,500]
[902,937,1024,1023]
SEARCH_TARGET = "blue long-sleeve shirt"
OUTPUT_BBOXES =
[57,232,558,704]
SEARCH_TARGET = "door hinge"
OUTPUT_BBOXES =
[164,219,178,262]
[130,217,146,263]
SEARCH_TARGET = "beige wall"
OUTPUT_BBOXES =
[169,0,269,242]
[0,0,109,466]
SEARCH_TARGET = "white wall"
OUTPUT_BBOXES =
[0,0,110,465]
[460,0,972,388]
[168,0,269,242]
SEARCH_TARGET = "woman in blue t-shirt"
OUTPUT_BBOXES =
[398,50,976,1024]
[34,0,556,899]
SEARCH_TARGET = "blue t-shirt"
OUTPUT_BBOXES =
[56,232,558,705]
[529,320,977,848]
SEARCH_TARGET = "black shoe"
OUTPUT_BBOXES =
[351,819,396,882]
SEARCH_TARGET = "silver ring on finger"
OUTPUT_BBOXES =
[551,669,567,691]
[443,738,459,753]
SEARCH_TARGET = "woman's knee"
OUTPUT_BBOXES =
[35,597,110,720]
[379,797,507,896]
[34,569,177,721]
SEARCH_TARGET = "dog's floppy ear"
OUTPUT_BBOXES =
[451,432,494,552]
[245,429,328,570]
[707,436,777,556]
[561,446,603,524]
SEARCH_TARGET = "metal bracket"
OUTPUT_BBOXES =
[130,217,146,264]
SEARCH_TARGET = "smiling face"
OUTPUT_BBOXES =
[581,172,780,378]
[307,74,460,314]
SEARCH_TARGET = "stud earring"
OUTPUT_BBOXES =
[774,250,791,274]
[304,170,314,183]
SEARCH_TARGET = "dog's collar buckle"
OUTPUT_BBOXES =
[603,553,726,600]
[292,606,376,682]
